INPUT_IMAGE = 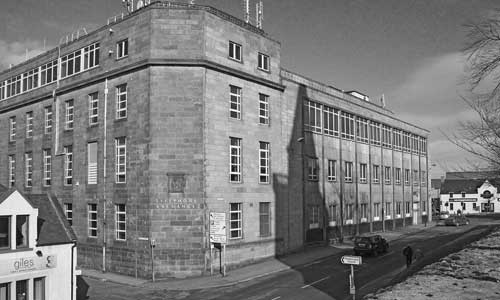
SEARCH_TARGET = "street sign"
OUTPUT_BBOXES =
[341,255,362,265]
[209,212,227,244]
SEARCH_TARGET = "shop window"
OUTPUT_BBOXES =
[0,282,9,300]
[16,215,29,248]
[16,280,28,300]
[34,277,45,300]
[0,216,10,249]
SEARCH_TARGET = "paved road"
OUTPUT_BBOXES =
[87,220,499,300]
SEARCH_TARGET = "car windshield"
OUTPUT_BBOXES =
[354,237,371,243]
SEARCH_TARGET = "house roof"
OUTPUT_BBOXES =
[440,178,500,194]
[445,171,500,180]
[27,193,77,246]
[431,179,442,189]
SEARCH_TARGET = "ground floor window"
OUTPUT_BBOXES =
[396,202,402,216]
[385,202,391,219]
[259,202,271,237]
[34,277,45,300]
[449,203,454,211]
[230,203,242,239]
[329,204,337,224]
[0,282,9,300]
[16,280,28,300]
[374,203,380,219]
[405,202,411,215]
[360,203,367,221]
[310,205,320,229]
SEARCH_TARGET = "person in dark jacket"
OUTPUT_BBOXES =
[403,245,413,268]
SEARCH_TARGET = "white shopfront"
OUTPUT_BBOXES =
[440,180,500,215]
[0,190,77,300]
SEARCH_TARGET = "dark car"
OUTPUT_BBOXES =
[444,215,470,226]
[353,234,389,256]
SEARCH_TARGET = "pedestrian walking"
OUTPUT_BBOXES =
[402,244,413,268]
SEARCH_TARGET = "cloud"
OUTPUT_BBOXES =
[0,39,47,70]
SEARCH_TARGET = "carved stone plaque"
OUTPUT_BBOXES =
[167,173,186,193]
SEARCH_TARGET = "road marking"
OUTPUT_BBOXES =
[271,297,281,300]
[301,276,330,289]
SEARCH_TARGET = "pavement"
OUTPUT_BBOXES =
[82,221,436,291]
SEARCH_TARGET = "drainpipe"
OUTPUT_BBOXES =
[71,242,77,300]
[381,134,385,232]
[354,117,359,236]
[368,121,373,232]
[338,111,344,243]
[102,79,108,272]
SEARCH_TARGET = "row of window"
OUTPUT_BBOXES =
[308,158,427,186]
[318,200,427,225]
[6,138,126,189]
[229,85,270,125]
[65,203,126,240]
[230,138,270,183]
[228,41,270,72]
[7,84,127,142]
[229,202,271,239]
[0,278,46,300]
[303,100,428,154]
[0,39,130,102]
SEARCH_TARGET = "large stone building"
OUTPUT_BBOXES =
[0,1,429,278]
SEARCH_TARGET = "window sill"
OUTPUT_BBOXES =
[114,117,127,123]
[257,67,270,73]
[0,247,33,254]
[227,56,243,64]
[116,55,129,61]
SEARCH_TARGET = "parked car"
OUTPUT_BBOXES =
[353,234,389,256]
[445,215,470,226]
[439,211,450,220]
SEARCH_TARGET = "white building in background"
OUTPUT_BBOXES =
[0,185,78,300]
[440,178,500,215]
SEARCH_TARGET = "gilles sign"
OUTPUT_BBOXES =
[0,255,57,276]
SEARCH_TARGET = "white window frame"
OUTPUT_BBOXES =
[370,122,381,146]
[64,145,73,185]
[43,149,51,186]
[404,168,410,185]
[356,117,369,143]
[413,170,419,186]
[116,39,129,59]
[64,203,73,226]
[341,112,355,140]
[230,203,242,239]
[345,203,354,221]
[65,99,74,130]
[384,166,391,184]
[259,93,269,125]
[304,100,322,133]
[83,43,100,70]
[323,106,339,137]
[229,137,242,183]
[257,52,269,71]
[229,85,241,119]
[310,205,320,228]
[360,203,368,221]
[61,50,82,78]
[374,203,380,219]
[259,202,271,237]
[359,163,367,183]
[88,203,98,238]
[115,137,127,183]
[116,84,127,119]
[88,92,99,125]
[0,81,5,100]
[345,161,353,182]
[40,59,58,86]
[25,152,33,188]
[26,111,33,138]
[228,41,242,61]
[8,155,15,188]
[386,202,392,219]
[373,164,380,183]
[9,116,16,142]
[329,204,337,225]
[395,167,401,185]
[88,142,98,185]
[307,157,319,181]
[327,159,336,182]
[22,68,39,92]
[115,204,126,241]
[259,141,270,184]
[44,106,52,134]
[421,171,427,186]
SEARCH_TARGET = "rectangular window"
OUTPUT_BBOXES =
[230,137,242,182]
[423,200,428,212]
[373,164,380,183]
[449,192,454,198]
[344,161,353,182]
[370,122,381,146]
[33,277,45,300]
[116,39,129,59]
[386,202,392,218]
[65,99,74,130]
[8,155,16,188]
[259,93,269,125]
[6,75,21,98]
[257,52,269,71]
[88,203,98,238]
[327,160,336,181]
[25,152,33,188]
[323,106,339,136]
[341,112,355,140]
[16,215,29,248]
[41,60,58,86]
[229,85,242,119]
[404,169,410,185]
[461,192,466,197]
[64,203,73,226]
[259,202,271,237]
[329,204,337,223]
[374,203,380,218]
[396,202,402,216]
[61,50,82,78]
[26,111,33,138]
[413,170,419,186]
[345,203,354,220]
[115,137,126,183]
[83,43,100,70]
[259,141,270,184]
[116,84,127,119]
[228,41,242,61]
[307,157,319,181]
[9,116,16,142]
[44,106,52,134]
[395,167,401,185]
[384,166,391,184]
[450,203,454,210]
[360,203,368,220]
[356,117,369,143]
[88,92,99,125]
[304,100,322,133]
[230,203,242,239]
[382,125,392,148]
[16,280,28,300]
[310,205,320,228]
[393,129,402,151]
[22,67,39,92]
[0,216,10,249]
[115,204,126,241]
[421,171,427,186]
[0,282,10,300]
[43,149,51,186]
[64,145,73,185]
[359,163,367,183]
[405,202,411,214]
[0,81,5,100]
[88,142,98,184]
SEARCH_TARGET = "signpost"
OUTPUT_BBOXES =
[341,255,362,299]
[209,212,227,276]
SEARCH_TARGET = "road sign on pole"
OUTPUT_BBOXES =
[341,255,362,265]
[209,212,227,244]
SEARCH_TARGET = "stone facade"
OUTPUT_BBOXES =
[0,2,429,278]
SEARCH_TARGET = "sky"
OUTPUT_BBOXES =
[1,0,499,178]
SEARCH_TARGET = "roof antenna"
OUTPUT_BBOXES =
[244,0,250,23]
[255,1,263,29]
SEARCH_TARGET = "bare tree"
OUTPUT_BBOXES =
[447,10,500,172]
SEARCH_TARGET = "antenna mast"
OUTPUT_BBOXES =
[255,1,263,29]
[244,0,250,24]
